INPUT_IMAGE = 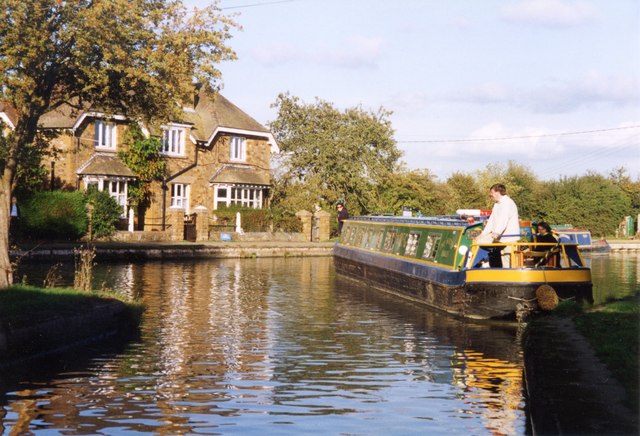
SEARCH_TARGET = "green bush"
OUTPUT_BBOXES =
[270,207,303,232]
[84,187,123,238]
[20,191,87,240]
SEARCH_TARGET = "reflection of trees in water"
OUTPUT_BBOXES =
[589,253,640,304]
[4,257,526,434]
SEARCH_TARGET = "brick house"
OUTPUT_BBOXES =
[2,89,278,232]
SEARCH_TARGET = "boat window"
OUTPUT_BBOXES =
[361,229,371,248]
[367,229,382,250]
[422,234,441,260]
[394,233,409,254]
[354,227,365,246]
[405,232,421,257]
[382,230,397,252]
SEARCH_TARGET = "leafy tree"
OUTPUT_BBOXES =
[269,93,402,216]
[0,0,237,287]
[475,161,540,218]
[371,169,446,215]
[536,173,630,237]
[502,161,540,219]
[118,123,166,209]
[609,167,640,217]
[445,172,485,213]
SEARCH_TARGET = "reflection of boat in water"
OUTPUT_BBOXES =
[335,275,526,435]
[552,225,610,253]
[333,214,593,321]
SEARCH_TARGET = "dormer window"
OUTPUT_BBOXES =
[230,136,245,161]
[95,120,116,150]
[162,126,185,156]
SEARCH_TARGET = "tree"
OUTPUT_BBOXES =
[371,169,447,216]
[536,173,630,236]
[118,123,166,215]
[444,172,485,213]
[0,0,237,287]
[269,93,402,215]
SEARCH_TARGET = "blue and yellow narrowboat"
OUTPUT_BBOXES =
[333,214,593,321]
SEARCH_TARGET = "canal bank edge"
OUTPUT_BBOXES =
[523,316,638,435]
[11,240,336,261]
[0,298,140,368]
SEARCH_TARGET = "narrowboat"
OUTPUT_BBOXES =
[552,225,610,253]
[333,214,593,321]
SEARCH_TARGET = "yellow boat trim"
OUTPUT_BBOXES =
[466,268,591,283]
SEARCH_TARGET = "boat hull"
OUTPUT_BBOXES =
[334,245,592,320]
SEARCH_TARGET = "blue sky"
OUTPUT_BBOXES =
[201,0,639,181]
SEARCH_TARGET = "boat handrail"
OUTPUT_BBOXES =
[351,215,481,227]
[468,241,585,269]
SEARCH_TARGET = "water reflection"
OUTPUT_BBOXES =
[587,252,640,304]
[2,257,533,434]
[4,254,637,433]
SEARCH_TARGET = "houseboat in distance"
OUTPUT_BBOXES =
[552,225,610,253]
[333,213,593,321]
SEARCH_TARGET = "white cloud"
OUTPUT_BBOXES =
[500,0,598,28]
[450,82,512,104]
[524,71,640,113]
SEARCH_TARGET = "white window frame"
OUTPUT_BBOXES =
[230,136,246,162]
[213,184,263,210]
[108,180,128,217]
[95,120,117,150]
[170,183,189,210]
[161,126,185,156]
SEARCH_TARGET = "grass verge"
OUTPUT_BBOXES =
[556,295,639,412]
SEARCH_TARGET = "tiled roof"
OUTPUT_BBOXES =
[0,101,19,127]
[176,90,269,143]
[77,154,136,178]
[4,90,273,146]
[209,165,270,186]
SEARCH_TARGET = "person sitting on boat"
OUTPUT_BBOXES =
[336,201,349,235]
[533,221,560,267]
[474,183,520,267]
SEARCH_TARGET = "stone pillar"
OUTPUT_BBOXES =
[313,210,331,242]
[295,210,313,242]
[128,208,135,232]
[235,212,243,234]
[170,209,185,242]
[194,205,209,242]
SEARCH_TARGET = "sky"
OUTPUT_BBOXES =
[196,0,639,181]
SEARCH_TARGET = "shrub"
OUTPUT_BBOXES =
[84,187,123,238]
[20,191,87,240]
[270,207,303,232]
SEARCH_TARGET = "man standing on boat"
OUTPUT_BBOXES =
[476,183,520,267]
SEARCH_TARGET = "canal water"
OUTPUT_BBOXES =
[2,253,638,434]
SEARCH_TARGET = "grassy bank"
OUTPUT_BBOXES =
[574,295,639,412]
[554,295,640,412]
[0,285,144,329]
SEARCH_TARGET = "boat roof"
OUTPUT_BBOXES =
[350,215,487,228]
